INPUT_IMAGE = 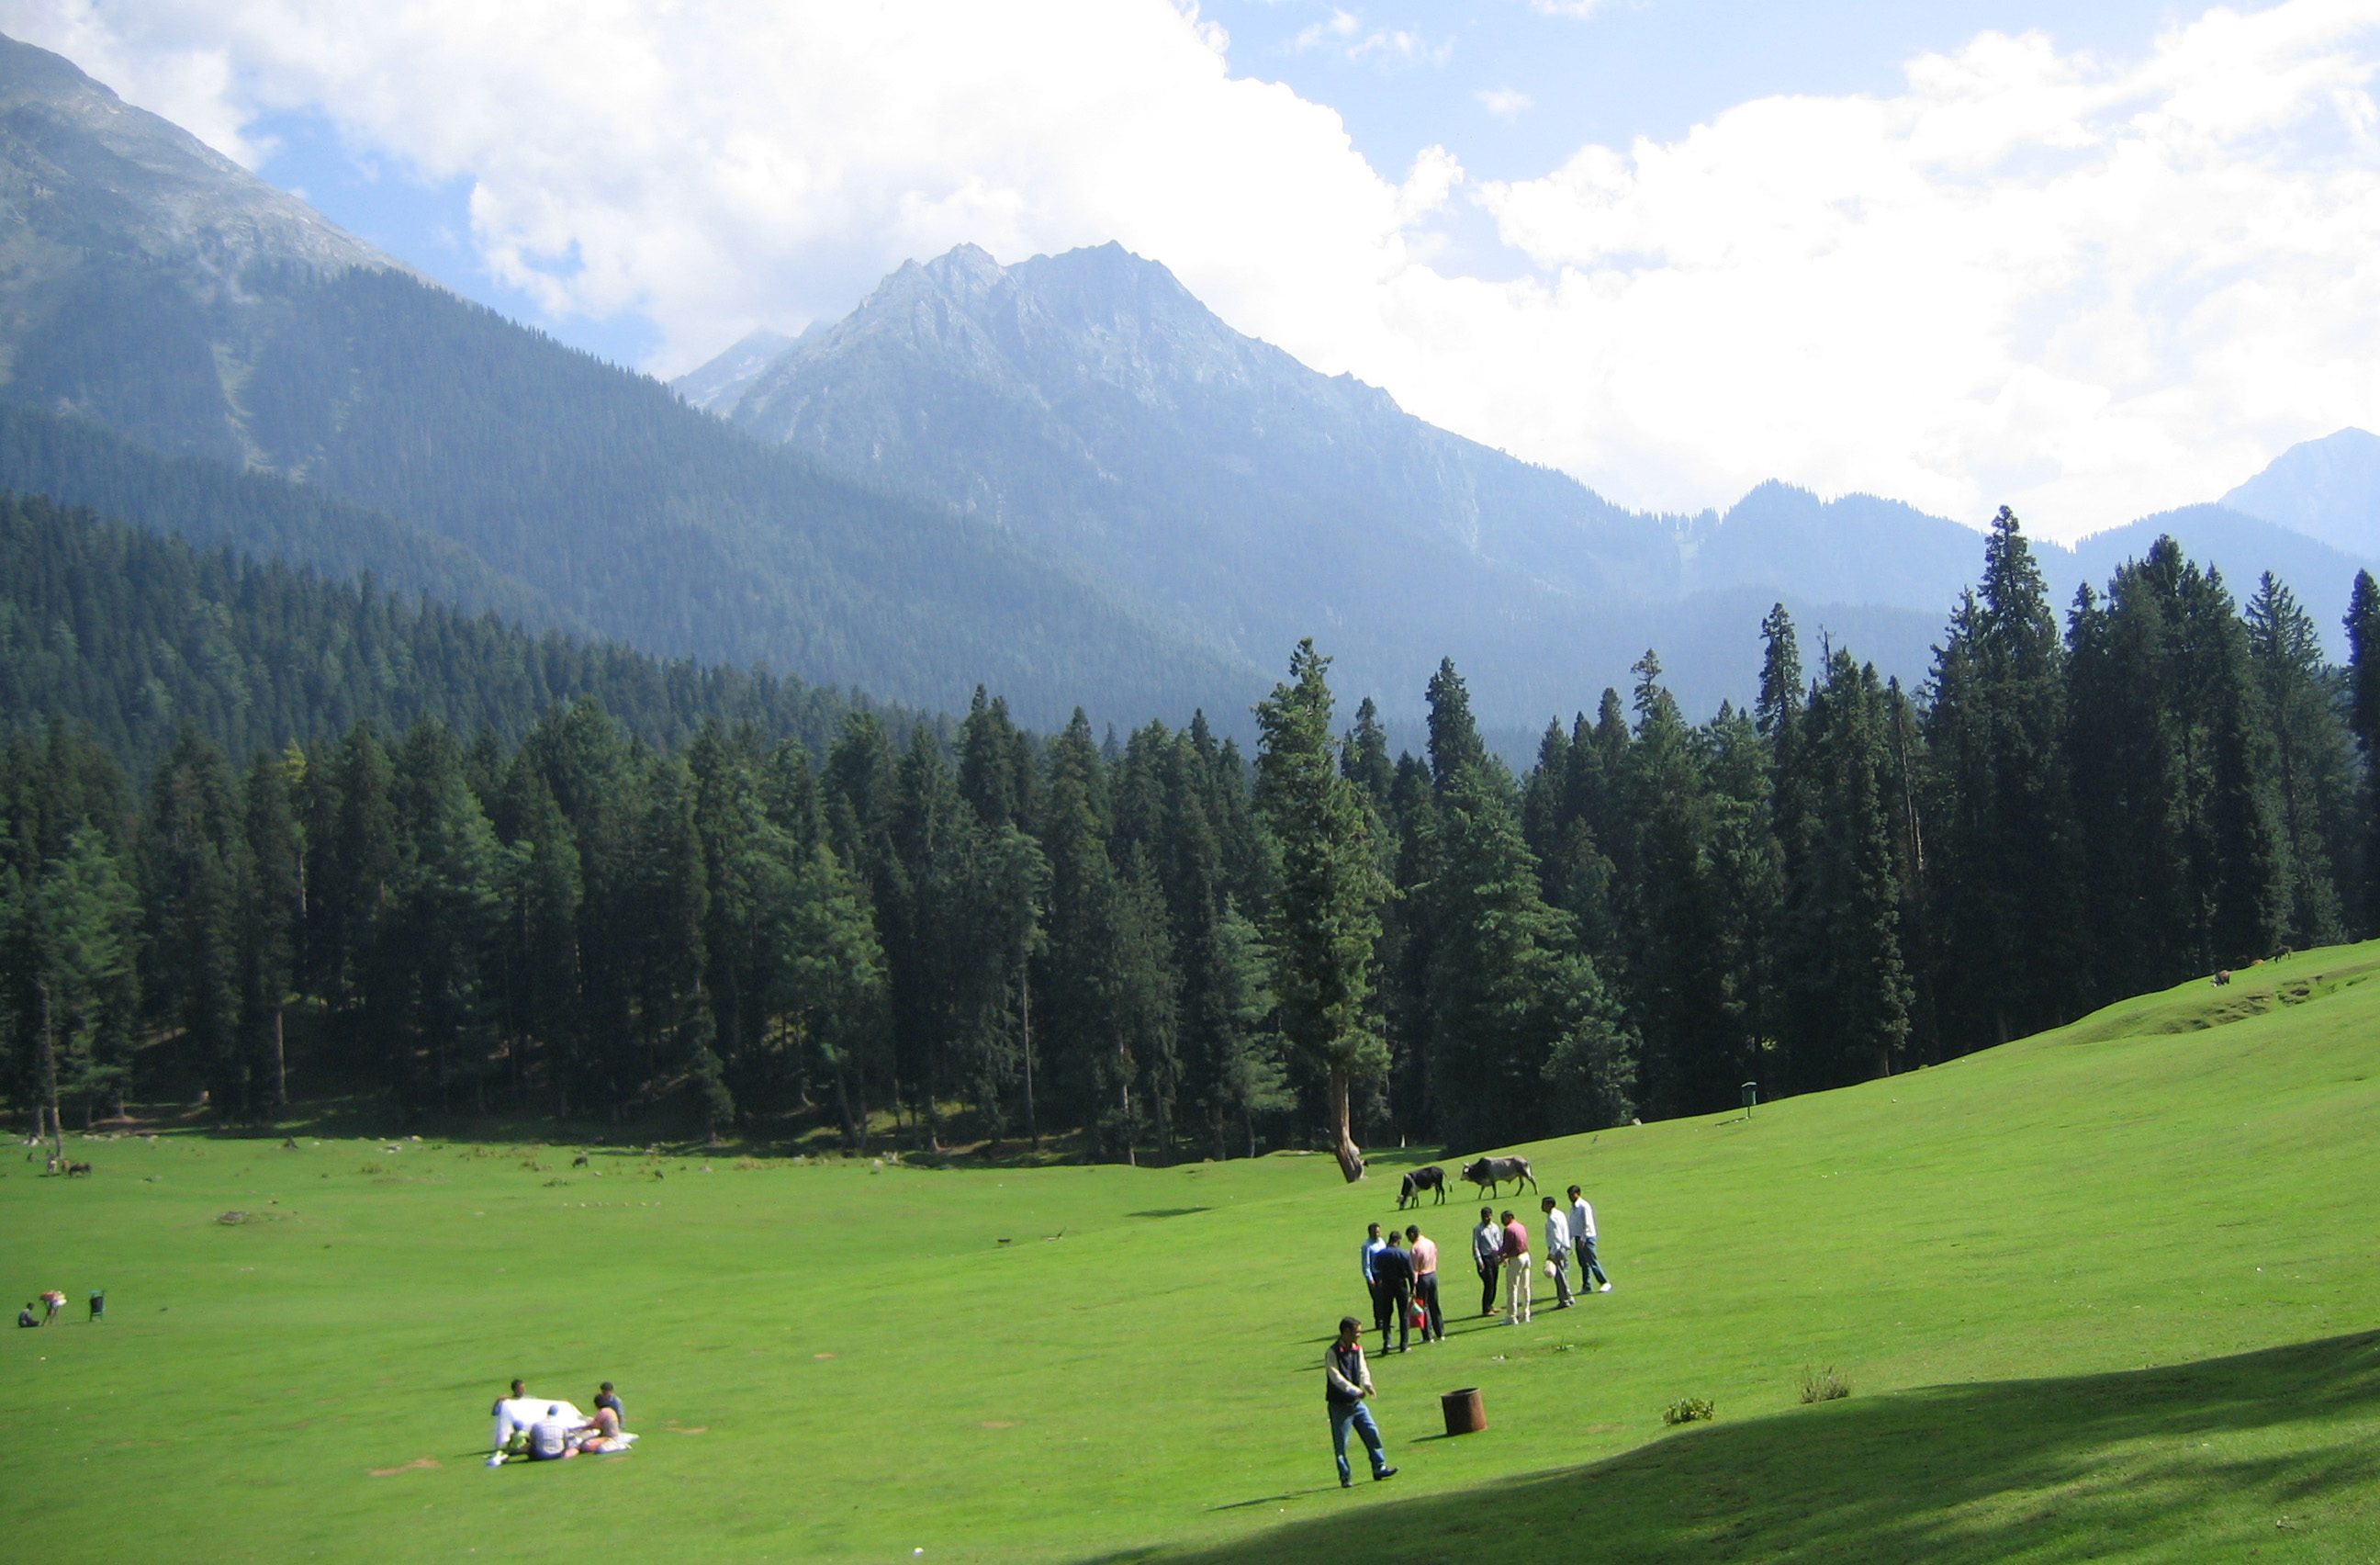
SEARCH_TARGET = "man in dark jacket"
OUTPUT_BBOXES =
[1324,1316,1398,1487]
[1372,1231,1415,1353]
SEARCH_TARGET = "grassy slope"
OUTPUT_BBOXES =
[4,947,2378,1564]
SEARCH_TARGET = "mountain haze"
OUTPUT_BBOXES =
[10,27,2376,737]
[2221,427,2380,557]
[0,33,1260,726]
[684,242,1977,719]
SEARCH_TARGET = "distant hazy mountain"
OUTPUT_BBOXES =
[2221,428,2380,557]
[0,33,1261,726]
[682,242,1977,718]
[674,327,798,416]
[1682,483,1986,611]
[17,26,2370,737]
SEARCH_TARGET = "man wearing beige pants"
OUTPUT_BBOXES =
[1499,1209,1532,1324]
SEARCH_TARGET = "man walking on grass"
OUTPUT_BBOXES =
[1360,1222,1391,1343]
[1324,1315,1398,1487]
[1568,1185,1612,1292]
[1472,1206,1504,1317]
[1406,1224,1443,1343]
[1541,1195,1576,1309]
[1501,1209,1532,1324]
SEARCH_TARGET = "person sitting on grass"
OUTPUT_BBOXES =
[1323,1315,1398,1488]
[16,1302,34,1328]
[574,1400,638,1455]
[528,1405,581,1461]
[491,1379,530,1453]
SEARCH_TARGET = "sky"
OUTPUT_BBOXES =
[7,0,2380,539]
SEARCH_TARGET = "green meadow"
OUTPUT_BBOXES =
[6,946,2379,1565]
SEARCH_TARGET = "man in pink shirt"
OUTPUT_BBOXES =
[1404,1224,1443,1343]
[1500,1209,1532,1324]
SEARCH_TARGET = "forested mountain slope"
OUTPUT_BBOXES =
[0,401,569,631]
[0,493,910,772]
[0,34,1260,726]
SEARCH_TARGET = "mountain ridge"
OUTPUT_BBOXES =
[0,32,1267,728]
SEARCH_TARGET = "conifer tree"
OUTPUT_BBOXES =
[2245,572,2355,947]
[1426,765,1633,1145]
[1255,641,1386,1181]
[238,749,303,1106]
[1921,508,2076,1050]
[140,732,250,1112]
[1,825,140,1143]
[2346,569,2380,928]
[1779,649,1914,1089]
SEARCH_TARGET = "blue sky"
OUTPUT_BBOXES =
[1205,1,2187,180]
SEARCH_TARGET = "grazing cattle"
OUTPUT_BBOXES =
[1397,1165,1447,1209]
[1459,1154,1538,1199]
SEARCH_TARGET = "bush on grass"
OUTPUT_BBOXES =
[1799,1365,1852,1403]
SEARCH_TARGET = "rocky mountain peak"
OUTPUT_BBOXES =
[0,31,389,284]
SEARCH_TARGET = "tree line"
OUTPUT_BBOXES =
[6,509,2375,1171]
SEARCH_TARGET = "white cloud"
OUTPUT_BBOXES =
[6,0,2380,537]
[1477,87,1533,120]
[1292,7,1451,66]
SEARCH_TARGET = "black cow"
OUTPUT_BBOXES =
[1398,1165,1447,1209]
[1459,1154,1538,1199]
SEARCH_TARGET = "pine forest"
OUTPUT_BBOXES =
[6,500,2374,1174]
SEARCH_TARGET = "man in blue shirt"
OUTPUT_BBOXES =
[1359,1222,1391,1345]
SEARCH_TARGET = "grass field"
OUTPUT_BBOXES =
[6,945,2380,1564]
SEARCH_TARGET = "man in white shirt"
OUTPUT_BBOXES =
[1540,1195,1576,1308]
[1568,1184,1612,1292]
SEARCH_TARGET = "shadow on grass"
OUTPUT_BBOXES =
[1132,1332,2380,1564]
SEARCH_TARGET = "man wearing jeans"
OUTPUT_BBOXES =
[1324,1316,1398,1487]
[1569,1185,1613,1292]
[1405,1224,1443,1343]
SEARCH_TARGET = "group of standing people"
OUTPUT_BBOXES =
[1470,1186,1611,1325]
[1357,1222,1444,1355]
[1327,1177,1616,1487]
